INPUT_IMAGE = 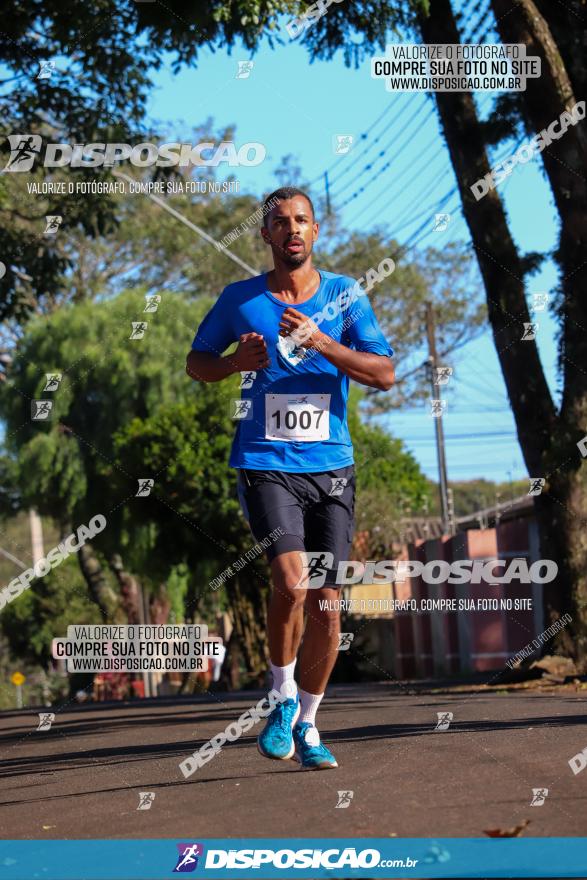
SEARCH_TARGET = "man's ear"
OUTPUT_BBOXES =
[312,222,319,243]
[261,226,271,245]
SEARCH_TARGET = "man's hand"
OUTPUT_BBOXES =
[233,332,270,371]
[279,308,327,350]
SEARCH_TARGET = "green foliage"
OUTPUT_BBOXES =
[0,452,21,520]
[450,478,528,518]
[0,289,205,532]
[166,563,192,622]
[112,389,251,579]
[347,387,431,549]
[0,555,102,668]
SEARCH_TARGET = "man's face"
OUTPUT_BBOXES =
[261,196,318,267]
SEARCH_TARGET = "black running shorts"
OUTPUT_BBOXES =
[236,465,356,588]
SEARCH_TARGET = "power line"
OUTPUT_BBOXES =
[335,101,434,208]
[331,97,428,197]
[350,141,451,227]
[308,96,409,187]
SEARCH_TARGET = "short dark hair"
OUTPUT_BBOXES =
[262,187,315,227]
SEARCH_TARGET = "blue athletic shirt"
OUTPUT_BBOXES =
[190,270,393,473]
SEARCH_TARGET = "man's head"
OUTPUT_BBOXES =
[261,187,318,268]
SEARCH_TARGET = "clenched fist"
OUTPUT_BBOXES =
[234,332,270,371]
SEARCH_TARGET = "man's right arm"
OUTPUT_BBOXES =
[186,333,269,384]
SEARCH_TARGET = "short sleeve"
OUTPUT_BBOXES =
[191,289,237,355]
[343,293,394,357]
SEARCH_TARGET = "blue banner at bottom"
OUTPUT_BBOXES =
[1,838,586,879]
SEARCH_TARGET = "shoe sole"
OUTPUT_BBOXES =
[292,753,338,770]
[257,702,300,761]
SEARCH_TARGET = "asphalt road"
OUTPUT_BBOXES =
[0,682,586,839]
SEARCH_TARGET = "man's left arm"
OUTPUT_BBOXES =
[279,307,395,391]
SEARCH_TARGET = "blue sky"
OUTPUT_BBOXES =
[145,31,561,485]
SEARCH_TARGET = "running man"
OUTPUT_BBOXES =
[186,187,394,770]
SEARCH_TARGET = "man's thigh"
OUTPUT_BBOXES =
[303,466,356,588]
[236,469,306,560]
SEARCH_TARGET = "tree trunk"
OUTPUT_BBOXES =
[535,0,587,101]
[78,542,123,621]
[150,583,171,625]
[220,630,243,690]
[109,553,141,624]
[419,0,587,665]
[490,0,587,664]
[532,0,586,103]
[226,573,268,685]
[418,0,556,470]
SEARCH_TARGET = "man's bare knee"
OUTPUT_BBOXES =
[271,554,306,611]
[305,591,340,636]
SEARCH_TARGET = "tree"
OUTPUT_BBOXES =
[415,0,586,663]
[0,286,432,683]
[0,289,203,622]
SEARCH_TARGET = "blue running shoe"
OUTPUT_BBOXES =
[257,695,300,760]
[292,722,338,770]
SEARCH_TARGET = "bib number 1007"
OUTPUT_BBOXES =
[265,394,331,442]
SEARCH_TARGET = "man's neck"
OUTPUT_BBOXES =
[267,261,319,304]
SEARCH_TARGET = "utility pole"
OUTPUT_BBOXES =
[425,302,450,534]
[446,487,456,536]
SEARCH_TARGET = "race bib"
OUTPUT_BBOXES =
[265,394,330,442]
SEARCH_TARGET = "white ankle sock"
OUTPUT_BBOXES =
[270,659,298,700]
[298,688,324,727]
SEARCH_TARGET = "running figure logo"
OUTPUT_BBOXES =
[276,333,307,367]
[31,400,53,420]
[434,366,452,386]
[37,60,56,80]
[433,213,451,232]
[136,478,154,497]
[43,373,62,392]
[530,788,548,806]
[435,712,453,731]
[528,478,545,496]
[294,551,334,589]
[36,712,55,731]
[329,477,347,496]
[236,61,254,79]
[531,293,550,312]
[173,843,204,873]
[240,371,256,389]
[144,295,161,313]
[338,632,354,651]
[44,215,62,234]
[335,790,354,808]
[232,399,253,420]
[334,135,354,155]
[430,399,447,418]
[129,322,148,340]
[2,134,42,172]
[137,791,156,810]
